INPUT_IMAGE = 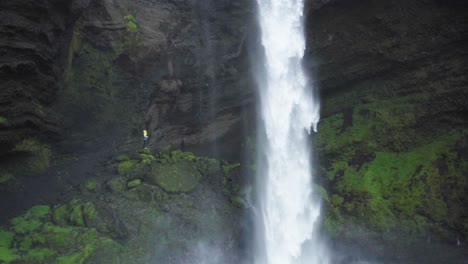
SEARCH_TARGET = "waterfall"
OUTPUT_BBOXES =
[254,0,328,263]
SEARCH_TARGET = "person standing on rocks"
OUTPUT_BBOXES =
[143,130,149,149]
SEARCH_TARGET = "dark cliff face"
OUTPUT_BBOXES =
[305,0,468,258]
[58,0,256,161]
[0,0,89,154]
[0,0,256,161]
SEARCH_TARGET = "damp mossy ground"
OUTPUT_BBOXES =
[0,202,122,264]
[317,92,468,241]
[1,150,244,263]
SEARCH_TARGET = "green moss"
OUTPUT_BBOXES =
[314,184,329,203]
[12,217,41,234]
[0,116,7,125]
[197,158,220,176]
[222,163,240,174]
[159,150,198,164]
[1,200,121,264]
[117,160,139,174]
[321,129,466,238]
[116,154,130,161]
[124,14,138,32]
[85,180,98,191]
[52,205,69,226]
[127,179,141,189]
[13,139,51,174]
[150,160,202,193]
[140,153,156,165]
[0,247,18,263]
[108,177,126,194]
[29,205,51,218]
[68,200,85,227]
[230,196,244,208]
[83,202,98,221]
[22,248,55,262]
[0,231,14,247]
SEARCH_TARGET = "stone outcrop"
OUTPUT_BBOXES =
[305,0,468,258]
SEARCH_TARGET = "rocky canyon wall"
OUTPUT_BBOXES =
[305,0,468,254]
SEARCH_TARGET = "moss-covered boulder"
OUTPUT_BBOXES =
[149,160,202,193]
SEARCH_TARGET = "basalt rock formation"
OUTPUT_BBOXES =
[0,0,89,154]
[305,0,468,260]
[60,0,256,160]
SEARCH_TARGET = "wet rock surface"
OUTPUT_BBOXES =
[0,0,88,154]
[0,150,245,263]
[305,0,468,260]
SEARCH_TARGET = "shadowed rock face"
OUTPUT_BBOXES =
[0,0,89,154]
[62,0,256,161]
[0,0,256,161]
[305,0,468,260]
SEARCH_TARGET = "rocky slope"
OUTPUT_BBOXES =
[305,0,468,259]
[0,150,245,263]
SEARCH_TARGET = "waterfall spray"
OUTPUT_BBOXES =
[254,0,328,263]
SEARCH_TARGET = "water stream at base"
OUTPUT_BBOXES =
[255,0,328,263]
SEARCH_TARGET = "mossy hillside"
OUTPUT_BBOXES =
[0,203,121,264]
[316,94,468,241]
[1,150,244,263]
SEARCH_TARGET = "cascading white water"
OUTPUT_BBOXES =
[255,0,328,263]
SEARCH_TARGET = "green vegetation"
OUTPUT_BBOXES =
[159,150,198,163]
[150,160,202,193]
[0,231,14,247]
[11,206,50,234]
[116,154,130,161]
[140,153,156,165]
[317,94,468,241]
[0,116,7,125]
[127,178,141,189]
[124,14,138,32]
[84,180,98,191]
[117,160,139,174]
[0,247,18,263]
[0,200,120,264]
[223,163,240,174]
[0,150,243,263]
